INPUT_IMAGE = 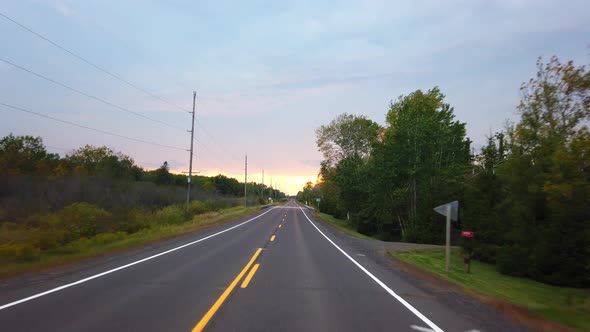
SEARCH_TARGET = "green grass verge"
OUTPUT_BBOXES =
[0,206,260,277]
[392,249,590,331]
[315,212,374,240]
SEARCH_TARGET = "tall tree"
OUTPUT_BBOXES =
[154,161,173,185]
[496,56,590,286]
[0,134,58,175]
[316,113,381,168]
[369,87,471,242]
[315,114,380,220]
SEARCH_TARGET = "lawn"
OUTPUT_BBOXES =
[392,249,590,331]
[0,206,260,277]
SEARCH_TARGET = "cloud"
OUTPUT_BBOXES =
[46,0,75,16]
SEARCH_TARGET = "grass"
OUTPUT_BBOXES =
[315,212,374,240]
[0,206,260,278]
[392,249,590,331]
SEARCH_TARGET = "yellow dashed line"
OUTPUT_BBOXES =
[240,264,260,288]
[192,248,262,332]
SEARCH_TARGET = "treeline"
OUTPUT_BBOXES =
[0,136,285,263]
[298,55,589,287]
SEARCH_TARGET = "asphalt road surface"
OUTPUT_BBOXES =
[0,200,527,332]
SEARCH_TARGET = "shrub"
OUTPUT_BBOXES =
[91,232,127,245]
[153,205,185,225]
[496,245,530,277]
[188,201,209,215]
[0,222,29,245]
[118,208,151,233]
[58,203,113,239]
[67,237,91,251]
[0,243,41,262]
[30,228,68,250]
[472,244,501,264]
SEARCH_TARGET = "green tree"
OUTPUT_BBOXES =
[368,87,471,242]
[154,161,173,185]
[66,145,141,179]
[212,174,241,196]
[315,113,380,220]
[462,133,508,263]
[316,113,381,168]
[496,56,590,286]
[0,134,59,175]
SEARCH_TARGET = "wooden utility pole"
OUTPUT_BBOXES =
[186,91,196,211]
[244,155,247,207]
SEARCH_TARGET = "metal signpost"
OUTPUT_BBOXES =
[316,198,321,212]
[434,200,459,273]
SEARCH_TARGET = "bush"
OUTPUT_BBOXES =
[58,203,113,239]
[0,243,41,262]
[153,205,186,225]
[30,228,68,250]
[496,245,530,277]
[188,201,209,215]
[91,232,127,245]
[66,237,91,251]
[472,244,501,264]
[0,222,29,245]
[118,208,151,233]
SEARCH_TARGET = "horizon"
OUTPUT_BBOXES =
[1,1,589,195]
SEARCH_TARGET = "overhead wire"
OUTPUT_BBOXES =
[0,102,188,151]
[0,57,188,132]
[1,10,247,170]
[0,11,190,113]
[196,121,243,163]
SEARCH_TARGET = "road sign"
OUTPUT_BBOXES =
[316,198,321,202]
[461,231,474,238]
[434,201,458,221]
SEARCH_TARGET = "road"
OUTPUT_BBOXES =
[0,200,525,331]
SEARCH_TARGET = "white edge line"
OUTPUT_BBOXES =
[410,325,436,332]
[299,207,444,332]
[0,206,279,311]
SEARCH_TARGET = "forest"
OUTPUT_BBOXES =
[0,138,285,265]
[297,55,589,287]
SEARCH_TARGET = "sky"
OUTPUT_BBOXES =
[0,0,589,195]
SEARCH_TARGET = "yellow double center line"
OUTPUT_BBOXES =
[192,248,262,332]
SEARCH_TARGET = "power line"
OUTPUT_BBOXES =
[0,102,188,151]
[0,11,191,113]
[196,121,243,163]
[0,57,188,132]
[0,11,232,157]
[194,141,238,175]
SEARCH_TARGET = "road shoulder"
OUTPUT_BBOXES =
[309,211,537,332]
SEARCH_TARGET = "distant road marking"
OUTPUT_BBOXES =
[193,248,262,332]
[278,224,282,228]
[270,235,276,242]
[299,207,444,332]
[411,325,435,332]
[240,263,260,288]
[0,207,278,311]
